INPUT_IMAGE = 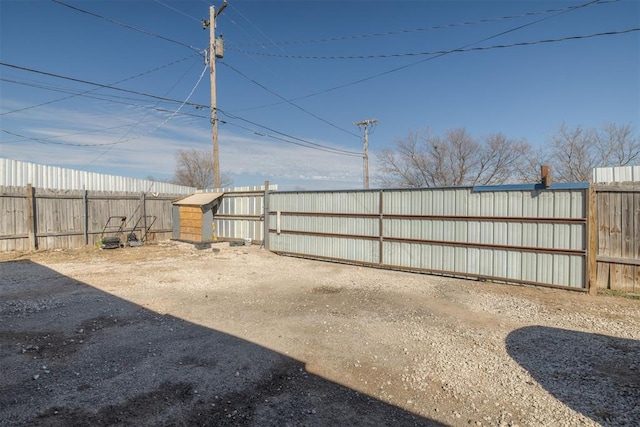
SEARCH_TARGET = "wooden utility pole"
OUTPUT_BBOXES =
[355,119,377,189]
[205,1,227,189]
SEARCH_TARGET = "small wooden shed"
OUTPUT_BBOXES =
[172,192,223,242]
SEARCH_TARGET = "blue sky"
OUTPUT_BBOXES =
[1,0,639,190]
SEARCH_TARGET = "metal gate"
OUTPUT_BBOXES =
[265,184,592,291]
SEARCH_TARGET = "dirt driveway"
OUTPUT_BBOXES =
[1,241,638,426]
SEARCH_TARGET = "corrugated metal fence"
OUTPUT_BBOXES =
[593,165,640,184]
[266,184,594,291]
[200,185,274,244]
[1,158,195,194]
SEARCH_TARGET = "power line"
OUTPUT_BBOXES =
[219,61,361,139]
[219,108,361,155]
[225,0,305,64]
[0,64,357,156]
[233,0,618,47]
[52,0,204,54]
[154,0,201,23]
[222,2,306,80]
[229,28,640,60]
[1,128,131,147]
[3,65,208,148]
[215,1,370,142]
[218,109,361,157]
[226,1,281,47]
[0,77,210,120]
[1,67,356,158]
[222,120,362,158]
[220,1,322,135]
[0,118,162,145]
[0,62,208,109]
[220,14,288,81]
[86,62,207,164]
[230,0,624,112]
[1,54,200,116]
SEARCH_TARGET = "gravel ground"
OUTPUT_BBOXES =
[0,241,638,426]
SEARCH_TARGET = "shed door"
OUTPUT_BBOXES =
[179,206,203,242]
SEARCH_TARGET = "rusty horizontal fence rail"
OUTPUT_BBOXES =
[215,214,263,221]
[268,227,586,256]
[271,210,587,224]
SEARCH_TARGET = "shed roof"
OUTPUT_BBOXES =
[173,192,223,206]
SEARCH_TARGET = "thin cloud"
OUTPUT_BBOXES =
[1,103,365,188]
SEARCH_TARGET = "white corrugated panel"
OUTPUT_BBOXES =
[200,184,274,192]
[215,218,263,242]
[593,166,640,183]
[271,190,377,214]
[1,158,195,194]
[269,233,378,264]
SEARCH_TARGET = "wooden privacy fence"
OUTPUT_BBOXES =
[266,184,597,292]
[0,185,178,251]
[595,183,640,293]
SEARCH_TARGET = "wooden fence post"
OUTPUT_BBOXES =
[588,184,598,295]
[379,190,384,265]
[83,189,89,245]
[141,192,147,241]
[26,184,38,251]
[263,181,269,249]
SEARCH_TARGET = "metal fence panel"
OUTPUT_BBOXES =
[267,185,590,290]
[593,166,640,183]
[201,186,273,243]
[1,158,195,194]
[269,234,379,264]
[270,190,378,214]
[272,215,378,237]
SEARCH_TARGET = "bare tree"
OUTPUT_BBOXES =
[513,146,550,184]
[173,148,232,189]
[376,127,532,188]
[548,123,597,182]
[378,131,423,187]
[379,123,638,187]
[473,133,534,185]
[594,122,640,167]
[438,128,480,186]
[548,122,639,182]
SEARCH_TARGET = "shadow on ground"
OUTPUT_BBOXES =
[506,326,640,425]
[0,260,444,426]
